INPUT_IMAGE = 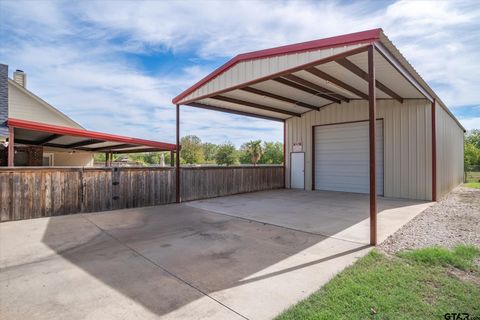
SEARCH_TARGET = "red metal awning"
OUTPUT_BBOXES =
[7,118,176,153]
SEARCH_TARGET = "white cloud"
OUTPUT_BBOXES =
[460,117,480,130]
[0,0,478,145]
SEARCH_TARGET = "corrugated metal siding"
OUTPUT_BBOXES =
[286,99,432,201]
[436,104,464,198]
[180,43,366,103]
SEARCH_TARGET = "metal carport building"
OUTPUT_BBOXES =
[172,28,465,245]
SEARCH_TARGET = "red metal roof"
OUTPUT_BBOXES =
[172,28,382,104]
[7,118,176,151]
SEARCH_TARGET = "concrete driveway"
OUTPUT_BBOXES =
[0,190,431,320]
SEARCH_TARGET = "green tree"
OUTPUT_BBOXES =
[243,140,263,165]
[238,143,251,164]
[259,142,283,164]
[203,142,219,163]
[215,142,238,166]
[180,135,204,164]
[465,129,480,149]
[465,143,480,167]
[465,130,480,168]
[94,153,106,163]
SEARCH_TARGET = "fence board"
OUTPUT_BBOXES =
[180,166,284,201]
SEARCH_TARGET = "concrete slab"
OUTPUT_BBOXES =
[0,189,431,320]
[0,214,243,320]
[187,189,432,243]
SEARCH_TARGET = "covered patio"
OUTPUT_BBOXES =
[4,118,177,166]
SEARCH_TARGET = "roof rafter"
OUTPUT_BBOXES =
[305,67,369,100]
[210,95,301,117]
[89,143,138,152]
[239,87,319,111]
[283,74,349,103]
[273,77,341,104]
[187,102,285,122]
[38,134,62,145]
[111,148,169,154]
[336,58,404,103]
[64,139,105,148]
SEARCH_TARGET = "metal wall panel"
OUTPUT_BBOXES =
[286,99,433,200]
[436,104,464,198]
[180,43,366,103]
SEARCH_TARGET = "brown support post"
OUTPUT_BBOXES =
[105,152,108,167]
[175,104,181,203]
[431,99,437,201]
[368,45,377,246]
[170,150,174,167]
[7,126,14,167]
[283,120,286,189]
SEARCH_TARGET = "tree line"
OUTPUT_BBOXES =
[94,135,283,166]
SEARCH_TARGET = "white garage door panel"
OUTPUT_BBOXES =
[314,120,383,195]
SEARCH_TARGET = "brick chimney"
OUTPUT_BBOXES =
[13,69,26,88]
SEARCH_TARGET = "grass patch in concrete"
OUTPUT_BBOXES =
[276,246,480,320]
[464,182,480,189]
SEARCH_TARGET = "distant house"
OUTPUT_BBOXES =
[0,67,94,166]
[0,64,176,167]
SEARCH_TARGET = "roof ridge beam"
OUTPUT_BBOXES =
[240,87,319,111]
[283,74,349,103]
[210,95,301,117]
[305,67,369,100]
[336,58,404,103]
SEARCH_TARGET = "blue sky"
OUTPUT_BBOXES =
[0,0,479,146]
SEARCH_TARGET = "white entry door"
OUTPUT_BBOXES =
[314,120,384,195]
[290,152,305,189]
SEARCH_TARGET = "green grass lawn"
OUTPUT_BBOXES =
[464,182,480,189]
[276,245,480,320]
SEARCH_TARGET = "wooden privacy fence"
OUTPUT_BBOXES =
[0,167,176,222]
[0,165,284,222]
[181,166,284,201]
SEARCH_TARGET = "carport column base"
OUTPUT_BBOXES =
[368,45,377,246]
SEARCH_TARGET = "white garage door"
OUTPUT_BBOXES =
[314,120,383,195]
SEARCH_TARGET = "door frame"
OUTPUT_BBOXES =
[311,118,385,195]
[290,151,305,190]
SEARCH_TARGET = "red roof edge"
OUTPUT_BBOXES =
[8,118,176,151]
[172,28,382,104]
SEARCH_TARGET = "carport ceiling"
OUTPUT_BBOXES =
[173,28,461,128]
